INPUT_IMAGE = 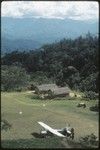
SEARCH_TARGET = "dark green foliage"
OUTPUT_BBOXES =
[80,73,98,92]
[84,91,98,100]
[28,84,37,91]
[1,65,30,91]
[67,73,81,90]
[1,33,98,93]
[90,104,99,112]
[79,133,99,148]
[1,119,12,131]
[15,87,22,92]
[30,71,53,85]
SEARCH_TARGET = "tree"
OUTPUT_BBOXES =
[80,73,98,92]
[1,65,30,91]
[1,33,98,93]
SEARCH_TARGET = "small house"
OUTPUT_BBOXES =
[53,87,70,97]
[36,84,58,93]
[36,84,70,99]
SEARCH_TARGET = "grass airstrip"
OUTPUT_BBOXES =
[1,91,99,148]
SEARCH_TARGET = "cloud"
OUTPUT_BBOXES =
[1,1,99,21]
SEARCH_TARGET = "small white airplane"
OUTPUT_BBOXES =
[38,122,74,139]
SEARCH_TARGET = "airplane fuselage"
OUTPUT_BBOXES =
[40,127,72,137]
[38,122,74,139]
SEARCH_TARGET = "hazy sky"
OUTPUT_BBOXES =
[1,1,99,21]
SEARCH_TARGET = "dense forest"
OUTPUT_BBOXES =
[1,33,99,96]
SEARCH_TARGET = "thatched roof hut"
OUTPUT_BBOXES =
[37,84,58,92]
[53,87,70,96]
[37,84,70,97]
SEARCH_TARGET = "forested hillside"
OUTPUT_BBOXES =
[1,33,99,94]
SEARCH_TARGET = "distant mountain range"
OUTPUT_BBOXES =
[1,17,98,53]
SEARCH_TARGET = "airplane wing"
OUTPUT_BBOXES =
[38,122,65,137]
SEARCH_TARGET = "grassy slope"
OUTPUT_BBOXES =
[1,92,99,148]
[1,137,65,148]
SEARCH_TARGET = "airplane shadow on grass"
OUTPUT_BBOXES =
[31,132,43,138]
[31,132,54,138]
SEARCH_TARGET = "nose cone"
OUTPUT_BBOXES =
[65,127,72,134]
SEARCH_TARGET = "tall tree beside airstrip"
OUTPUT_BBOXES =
[1,65,30,91]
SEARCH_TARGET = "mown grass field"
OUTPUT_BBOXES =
[1,91,99,148]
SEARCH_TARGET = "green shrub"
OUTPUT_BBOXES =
[90,104,99,112]
[15,87,22,92]
[79,133,99,148]
[1,65,30,91]
[84,91,98,100]
[1,119,12,131]
[28,84,37,91]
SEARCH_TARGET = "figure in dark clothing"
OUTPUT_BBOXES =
[70,128,74,140]
[83,104,86,108]
[75,94,77,97]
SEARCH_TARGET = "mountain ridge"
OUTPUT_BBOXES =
[1,17,98,53]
